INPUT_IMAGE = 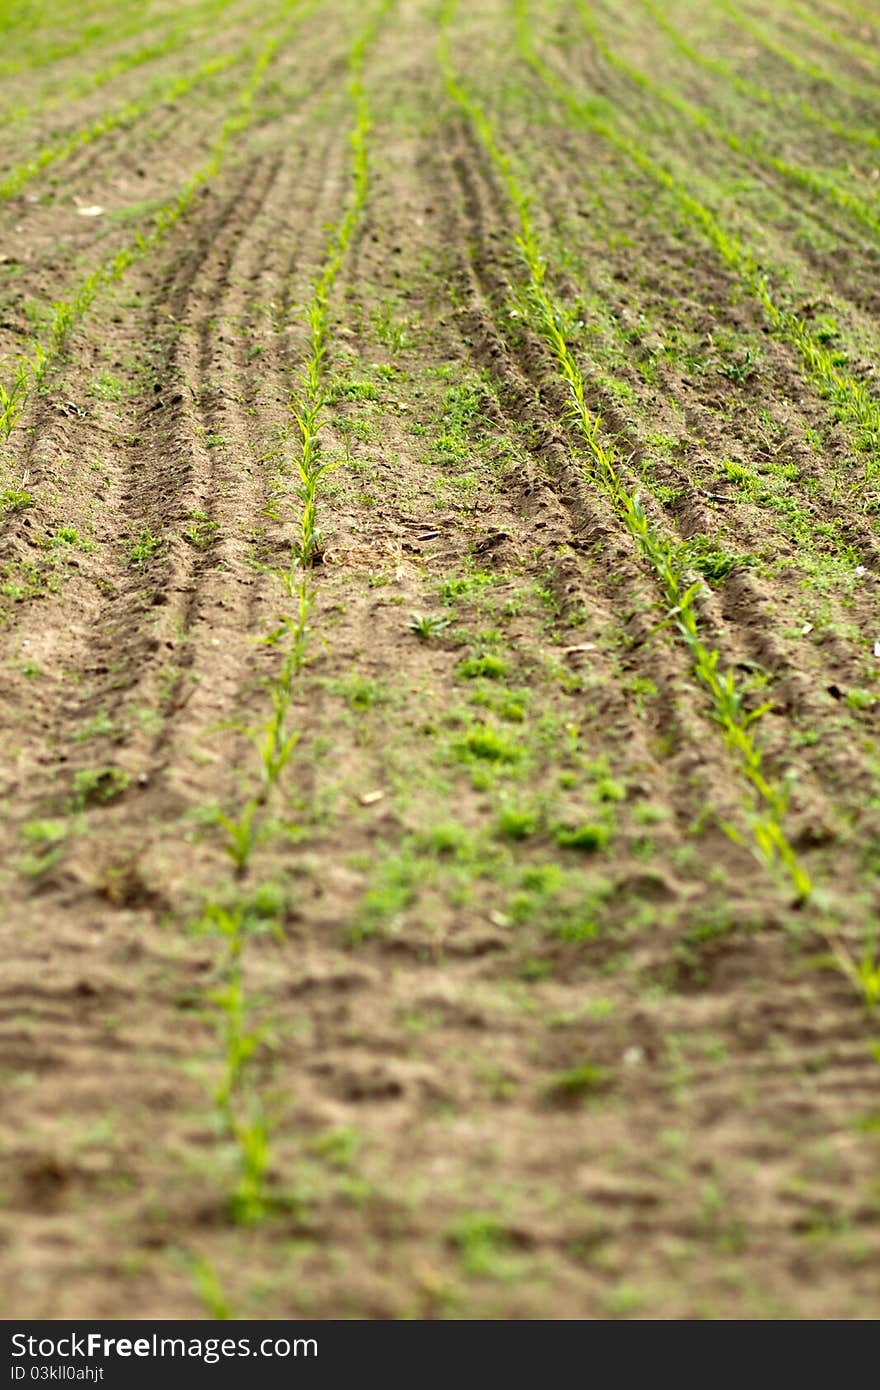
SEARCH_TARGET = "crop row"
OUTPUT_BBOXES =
[575,1,880,243]
[0,0,217,79]
[0,0,385,1280]
[0,1,316,455]
[193,0,392,1244]
[0,50,241,202]
[1,0,242,129]
[715,0,880,106]
[636,0,880,154]
[516,3,880,491]
[749,0,880,73]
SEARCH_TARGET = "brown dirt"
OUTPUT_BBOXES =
[0,0,879,1320]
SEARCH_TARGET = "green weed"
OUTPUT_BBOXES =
[544,1064,611,1103]
[409,611,451,639]
[1,488,33,513]
[556,823,609,852]
[455,726,522,764]
[184,512,218,550]
[71,766,130,810]
[128,528,161,564]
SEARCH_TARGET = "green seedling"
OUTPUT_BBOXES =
[544,1064,611,1103]
[184,512,218,550]
[128,528,161,564]
[1,488,33,513]
[719,349,759,385]
[847,689,876,711]
[229,1103,271,1225]
[457,726,522,763]
[459,652,509,680]
[447,1214,516,1279]
[22,818,68,844]
[214,799,262,875]
[556,824,609,852]
[310,1127,361,1169]
[248,698,301,792]
[371,303,410,352]
[191,1257,231,1321]
[90,371,125,400]
[70,766,130,810]
[497,805,538,840]
[48,525,91,551]
[409,611,451,639]
[72,710,115,742]
[857,955,880,1010]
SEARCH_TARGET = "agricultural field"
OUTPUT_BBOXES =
[1,0,879,1321]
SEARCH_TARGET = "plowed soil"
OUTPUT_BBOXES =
[1,0,879,1319]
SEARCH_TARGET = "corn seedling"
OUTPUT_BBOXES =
[208,973,263,1115]
[228,1102,272,1225]
[190,1256,232,1321]
[214,799,262,875]
[197,903,249,963]
[857,954,880,1010]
